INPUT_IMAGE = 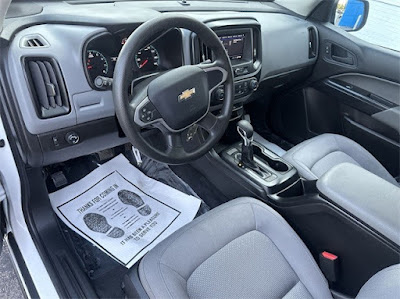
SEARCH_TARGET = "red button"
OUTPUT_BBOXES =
[322,251,338,261]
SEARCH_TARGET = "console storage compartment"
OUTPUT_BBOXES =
[317,163,400,246]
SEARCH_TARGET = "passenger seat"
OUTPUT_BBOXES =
[282,133,398,185]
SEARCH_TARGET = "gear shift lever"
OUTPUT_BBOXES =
[237,120,257,169]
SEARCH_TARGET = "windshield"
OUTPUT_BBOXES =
[275,0,321,16]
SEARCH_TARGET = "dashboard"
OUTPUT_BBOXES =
[1,1,318,167]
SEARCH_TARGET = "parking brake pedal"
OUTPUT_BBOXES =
[51,171,68,189]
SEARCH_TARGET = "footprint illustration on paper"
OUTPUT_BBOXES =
[118,190,152,216]
[83,213,125,238]
[138,205,151,216]
[118,190,144,208]
[107,227,125,238]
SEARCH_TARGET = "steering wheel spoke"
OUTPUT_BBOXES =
[129,75,163,128]
[163,130,187,157]
[196,60,228,93]
[198,112,223,136]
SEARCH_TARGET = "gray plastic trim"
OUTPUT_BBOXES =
[42,130,127,166]
[7,12,317,136]
[73,90,114,124]
[183,12,317,80]
[180,12,317,83]
[19,33,49,48]
[330,73,400,106]
[8,24,108,134]
[372,107,400,134]
[0,0,10,33]
[256,14,317,80]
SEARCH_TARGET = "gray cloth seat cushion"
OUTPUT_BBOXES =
[138,197,332,299]
[356,264,400,298]
[283,133,397,185]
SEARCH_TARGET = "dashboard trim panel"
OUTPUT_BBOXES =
[2,7,318,166]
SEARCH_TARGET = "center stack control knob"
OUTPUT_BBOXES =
[249,79,259,91]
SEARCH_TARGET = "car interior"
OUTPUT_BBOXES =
[0,0,399,298]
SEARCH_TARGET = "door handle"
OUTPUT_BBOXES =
[331,55,354,65]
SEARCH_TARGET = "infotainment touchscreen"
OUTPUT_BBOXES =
[218,34,245,60]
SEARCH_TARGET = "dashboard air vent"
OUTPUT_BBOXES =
[24,58,70,119]
[20,35,49,48]
[308,27,317,59]
[199,41,213,63]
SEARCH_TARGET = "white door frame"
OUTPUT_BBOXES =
[0,112,59,298]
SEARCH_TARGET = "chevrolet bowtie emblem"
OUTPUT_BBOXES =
[178,88,196,102]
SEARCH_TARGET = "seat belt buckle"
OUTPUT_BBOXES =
[319,251,339,282]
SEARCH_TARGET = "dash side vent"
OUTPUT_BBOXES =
[191,34,213,64]
[308,27,317,59]
[24,58,70,119]
[200,41,213,63]
[20,35,49,48]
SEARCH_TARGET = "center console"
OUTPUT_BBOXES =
[191,19,262,120]
[221,120,298,194]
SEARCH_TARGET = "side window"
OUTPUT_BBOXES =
[334,0,400,52]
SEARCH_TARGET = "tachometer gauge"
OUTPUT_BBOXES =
[135,45,159,72]
[86,50,109,79]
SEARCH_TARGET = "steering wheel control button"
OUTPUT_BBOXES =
[216,87,225,101]
[139,101,161,123]
[143,111,153,122]
[65,131,80,145]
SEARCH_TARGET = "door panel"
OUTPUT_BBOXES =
[304,22,400,177]
[330,73,400,106]
[311,23,400,83]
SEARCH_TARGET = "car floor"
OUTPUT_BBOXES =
[49,149,218,298]
[43,123,293,298]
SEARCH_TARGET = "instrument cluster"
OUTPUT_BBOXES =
[84,28,183,89]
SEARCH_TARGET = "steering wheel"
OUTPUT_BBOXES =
[113,15,234,164]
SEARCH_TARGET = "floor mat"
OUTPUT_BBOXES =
[55,152,204,298]
[171,164,230,208]
[125,150,210,216]
[59,220,127,298]
[50,154,201,268]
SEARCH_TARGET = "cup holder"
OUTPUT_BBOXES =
[253,145,289,172]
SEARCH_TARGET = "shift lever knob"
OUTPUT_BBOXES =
[237,120,254,146]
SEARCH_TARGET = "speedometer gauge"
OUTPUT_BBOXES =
[135,45,159,72]
[86,50,109,79]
